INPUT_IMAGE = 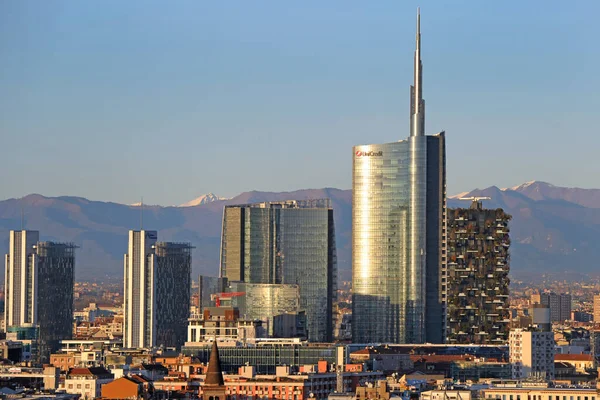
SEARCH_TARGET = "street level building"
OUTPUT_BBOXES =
[593,294,600,323]
[509,306,555,381]
[186,307,265,345]
[123,230,192,349]
[446,201,511,344]
[220,199,336,342]
[351,10,446,344]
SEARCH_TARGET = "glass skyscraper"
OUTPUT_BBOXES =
[352,10,446,344]
[220,199,337,342]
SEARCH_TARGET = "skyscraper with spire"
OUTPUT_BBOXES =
[352,9,446,344]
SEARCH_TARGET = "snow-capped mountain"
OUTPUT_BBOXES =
[178,193,227,207]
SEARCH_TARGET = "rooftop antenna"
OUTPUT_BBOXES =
[140,197,144,230]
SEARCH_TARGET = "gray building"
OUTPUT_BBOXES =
[536,293,571,323]
[351,10,446,344]
[35,242,76,360]
[123,230,192,349]
[220,199,337,342]
[4,231,76,362]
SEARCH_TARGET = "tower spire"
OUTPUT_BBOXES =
[410,7,425,137]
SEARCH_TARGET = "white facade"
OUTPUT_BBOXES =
[421,390,472,400]
[65,375,113,399]
[482,387,597,400]
[509,328,555,380]
[4,230,39,327]
[123,230,157,349]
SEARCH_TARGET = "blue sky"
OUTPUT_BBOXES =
[1,1,598,205]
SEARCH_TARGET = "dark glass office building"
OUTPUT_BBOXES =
[35,241,76,362]
[352,11,446,344]
[220,199,337,342]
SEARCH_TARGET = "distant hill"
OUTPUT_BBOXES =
[448,181,600,280]
[0,189,351,281]
[1,181,599,282]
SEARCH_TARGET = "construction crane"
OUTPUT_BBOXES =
[211,292,245,307]
[458,196,491,202]
[458,196,491,210]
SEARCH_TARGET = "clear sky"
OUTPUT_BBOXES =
[1,1,598,205]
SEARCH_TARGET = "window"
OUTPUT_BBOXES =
[77,384,81,389]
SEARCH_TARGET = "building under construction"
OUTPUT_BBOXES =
[446,200,511,344]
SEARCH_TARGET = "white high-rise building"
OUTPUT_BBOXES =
[4,230,39,327]
[123,230,192,349]
[509,306,555,381]
[124,230,157,349]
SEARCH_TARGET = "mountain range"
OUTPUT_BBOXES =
[1,181,599,282]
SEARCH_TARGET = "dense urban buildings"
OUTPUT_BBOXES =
[123,230,192,349]
[220,199,336,342]
[593,294,600,322]
[352,10,446,344]
[3,230,76,362]
[446,200,511,344]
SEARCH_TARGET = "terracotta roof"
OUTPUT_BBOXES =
[554,354,593,362]
[205,341,224,386]
[128,374,151,383]
[68,367,112,378]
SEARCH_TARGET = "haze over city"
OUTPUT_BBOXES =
[1,1,599,205]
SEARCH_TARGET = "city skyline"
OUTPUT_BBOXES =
[3,2,600,396]
[1,2,599,205]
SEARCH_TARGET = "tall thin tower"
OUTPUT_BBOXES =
[352,9,446,344]
[410,8,425,138]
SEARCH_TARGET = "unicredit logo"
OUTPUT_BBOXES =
[355,150,383,157]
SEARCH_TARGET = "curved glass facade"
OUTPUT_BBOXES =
[352,142,410,343]
[352,133,446,344]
